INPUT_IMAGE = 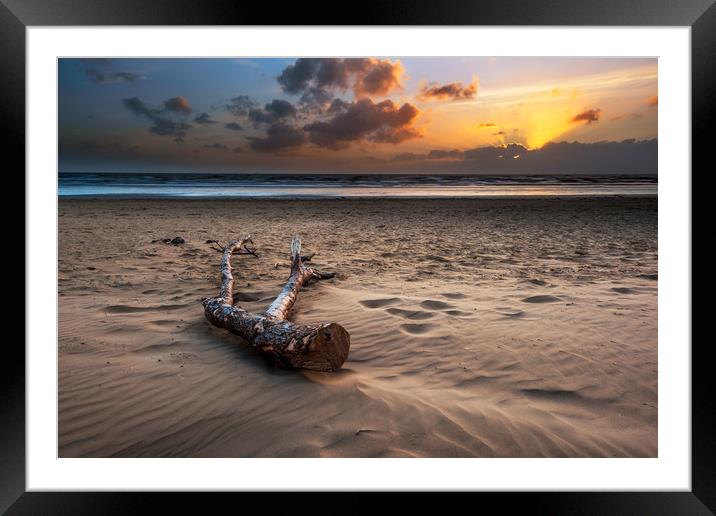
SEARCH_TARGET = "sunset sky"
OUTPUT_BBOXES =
[58,57,658,174]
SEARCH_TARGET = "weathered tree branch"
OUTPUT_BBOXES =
[202,235,350,371]
[206,239,258,257]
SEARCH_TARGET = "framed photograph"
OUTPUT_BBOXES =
[3,0,710,512]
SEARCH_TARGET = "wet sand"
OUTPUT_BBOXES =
[58,197,657,457]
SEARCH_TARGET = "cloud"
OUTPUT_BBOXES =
[277,59,319,94]
[427,149,463,159]
[86,70,143,84]
[610,113,642,122]
[225,95,257,116]
[248,99,298,127]
[392,152,423,162]
[194,113,218,124]
[121,97,191,137]
[325,98,351,115]
[303,98,421,150]
[571,108,601,124]
[225,122,243,131]
[370,126,422,144]
[246,123,305,153]
[277,58,404,98]
[232,146,244,153]
[393,149,464,161]
[463,139,657,174]
[298,87,334,113]
[266,99,297,118]
[164,96,192,114]
[122,97,154,117]
[387,140,656,174]
[645,95,658,107]
[354,59,405,97]
[478,122,496,128]
[463,143,526,161]
[80,59,144,84]
[418,79,478,101]
[202,143,229,152]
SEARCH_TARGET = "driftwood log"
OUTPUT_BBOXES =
[202,236,350,371]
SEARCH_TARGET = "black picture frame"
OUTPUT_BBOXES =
[2,0,710,513]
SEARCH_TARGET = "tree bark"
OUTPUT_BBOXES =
[202,236,350,371]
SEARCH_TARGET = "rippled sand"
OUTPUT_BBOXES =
[58,197,657,457]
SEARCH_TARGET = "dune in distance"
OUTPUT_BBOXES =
[58,195,657,458]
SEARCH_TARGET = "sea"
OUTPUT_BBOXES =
[58,173,657,199]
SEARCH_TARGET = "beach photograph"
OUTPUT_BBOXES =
[58,57,658,458]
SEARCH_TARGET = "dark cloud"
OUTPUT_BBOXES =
[277,58,404,98]
[393,149,464,161]
[277,59,320,94]
[427,149,464,159]
[121,97,191,137]
[164,96,192,114]
[194,113,218,124]
[327,98,350,114]
[86,69,143,84]
[571,108,601,124]
[247,110,274,126]
[463,143,526,162]
[463,139,656,174]
[232,146,244,153]
[298,87,334,114]
[419,80,478,101]
[369,126,422,144]
[387,140,656,175]
[248,99,298,127]
[122,97,153,117]
[303,98,421,150]
[478,122,496,128]
[225,95,256,116]
[202,143,229,152]
[392,152,423,162]
[81,59,144,84]
[247,123,305,153]
[526,140,657,174]
[225,122,244,131]
[265,99,297,118]
[149,120,191,137]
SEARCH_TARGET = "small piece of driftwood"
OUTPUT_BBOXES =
[202,236,350,371]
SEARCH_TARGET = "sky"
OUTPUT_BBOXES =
[58,57,658,174]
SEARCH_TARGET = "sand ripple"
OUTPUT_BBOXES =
[59,197,657,458]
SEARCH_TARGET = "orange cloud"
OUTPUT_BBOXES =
[645,95,658,107]
[164,96,192,114]
[610,113,642,122]
[353,58,405,98]
[477,122,496,128]
[418,78,478,101]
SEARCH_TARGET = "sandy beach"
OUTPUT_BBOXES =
[58,196,657,457]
